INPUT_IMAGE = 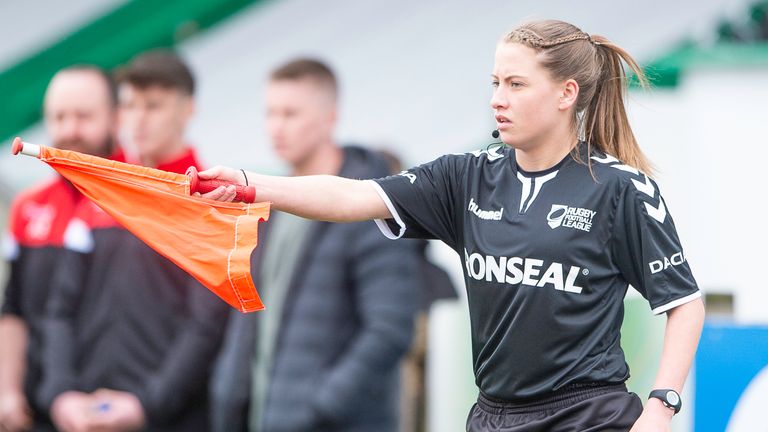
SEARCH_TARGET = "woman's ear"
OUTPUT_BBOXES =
[558,79,579,111]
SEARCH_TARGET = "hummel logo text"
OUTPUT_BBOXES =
[468,198,503,221]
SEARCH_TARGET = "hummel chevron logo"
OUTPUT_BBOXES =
[611,164,639,176]
[631,175,655,198]
[398,170,417,184]
[591,154,640,175]
[591,154,667,223]
[645,197,667,224]
[591,154,619,164]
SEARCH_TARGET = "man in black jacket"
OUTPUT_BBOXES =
[210,59,419,432]
[38,51,228,432]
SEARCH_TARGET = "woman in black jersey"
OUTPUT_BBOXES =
[201,19,704,432]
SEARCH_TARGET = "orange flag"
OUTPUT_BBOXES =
[15,141,270,313]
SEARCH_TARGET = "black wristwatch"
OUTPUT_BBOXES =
[649,389,681,414]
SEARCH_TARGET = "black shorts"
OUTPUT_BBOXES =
[466,383,643,432]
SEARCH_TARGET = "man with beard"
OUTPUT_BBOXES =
[38,50,228,432]
[0,66,118,432]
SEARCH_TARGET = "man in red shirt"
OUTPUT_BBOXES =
[0,66,118,432]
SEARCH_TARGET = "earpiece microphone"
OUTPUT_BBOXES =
[491,129,500,139]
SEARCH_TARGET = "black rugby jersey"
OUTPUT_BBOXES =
[370,143,700,401]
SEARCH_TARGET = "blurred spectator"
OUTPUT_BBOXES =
[377,149,458,432]
[0,65,118,432]
[210,58,419,432]
[37,50,228,432]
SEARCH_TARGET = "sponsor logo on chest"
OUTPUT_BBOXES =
[547,204,596,232]
[464,249,585,294]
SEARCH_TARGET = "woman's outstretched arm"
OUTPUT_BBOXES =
[198,166,392,222]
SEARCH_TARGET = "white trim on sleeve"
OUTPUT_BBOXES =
[651,291,702,315]
[367,180,406,240]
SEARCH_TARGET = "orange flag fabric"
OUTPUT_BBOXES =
[32,144,270,313]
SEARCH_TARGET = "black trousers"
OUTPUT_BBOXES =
[466,383,643,432]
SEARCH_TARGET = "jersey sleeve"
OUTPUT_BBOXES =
[611,176,700,314]
[369,154,466,249]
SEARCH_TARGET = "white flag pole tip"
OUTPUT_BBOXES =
[11,137,41,158]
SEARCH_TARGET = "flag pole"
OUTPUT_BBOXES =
[11,137,41,158]
[11,136,256,203]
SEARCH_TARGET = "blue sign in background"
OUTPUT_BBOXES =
[695,322,768,431]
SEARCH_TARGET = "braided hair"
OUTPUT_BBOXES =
[504,20,652,176]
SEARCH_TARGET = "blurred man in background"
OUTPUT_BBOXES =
[376,150,458,432]
[0,66,118,432]
[210,58,419,432]
[37,50,227,432]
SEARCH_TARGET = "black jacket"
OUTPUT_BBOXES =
[2,177,82,428]
[210,146,419,432]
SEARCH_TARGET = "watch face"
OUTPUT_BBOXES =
[666,390,680,406]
